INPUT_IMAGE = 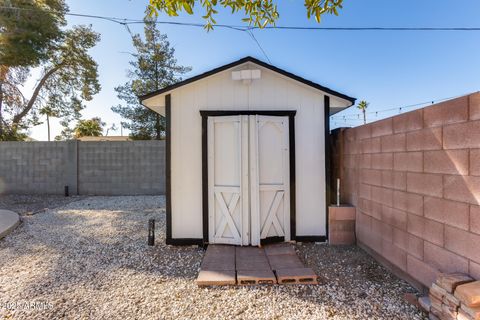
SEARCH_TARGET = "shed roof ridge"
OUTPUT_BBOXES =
[139,56,356,105]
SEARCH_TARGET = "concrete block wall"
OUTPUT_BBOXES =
[0,140,165,195]
[340,92,480,289]
[78,141,165,195]
[0,141,75,194]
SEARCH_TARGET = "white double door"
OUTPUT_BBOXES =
[208,115,290,246]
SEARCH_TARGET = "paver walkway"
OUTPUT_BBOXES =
[0,209,20,239]
[196,243,319,286]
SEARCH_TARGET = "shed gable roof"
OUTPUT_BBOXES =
[139,56,356,105]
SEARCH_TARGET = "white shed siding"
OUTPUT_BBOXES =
[170,62,328,239]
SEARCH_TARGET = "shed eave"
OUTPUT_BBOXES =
[142,93,169,116]
[139,56,356,107]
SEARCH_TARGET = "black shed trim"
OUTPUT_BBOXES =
[200,110,297,244]
[139,56,356,105]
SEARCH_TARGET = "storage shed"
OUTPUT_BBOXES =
[140,56,355,246]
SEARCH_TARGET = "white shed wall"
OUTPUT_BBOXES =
[170,62,329,239]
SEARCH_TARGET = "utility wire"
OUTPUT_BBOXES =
[246,29,271,63]
[331,93,468,120]
[3,4,476,124]
[333,122,358,127]
[1,5,270,61]
[2,6,480,32]
[6,5,479,65]
[264,26,480,31]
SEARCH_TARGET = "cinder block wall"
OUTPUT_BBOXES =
[0,141,74,194]
[0,140,165,195]
[340,92,480,289]
[78,141,165,195]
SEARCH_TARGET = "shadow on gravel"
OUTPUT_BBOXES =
[0,195,86,216]
[0,196,203,297]
[294,243,422,317]
[0,196,425,320]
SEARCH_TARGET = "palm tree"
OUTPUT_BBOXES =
[105,123,117,136]
[39,107,59,141]
[357,100,369,124]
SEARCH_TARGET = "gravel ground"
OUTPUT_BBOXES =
[0,195,85,216]
[0,196,427,320]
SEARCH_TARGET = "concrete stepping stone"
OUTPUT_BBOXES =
[237,270,277,285]
[0,210,20,240]
[430,283,447,301]
[455,281,480,307]
[204,244,235,257]
[236,256,271,271]
[196,270,236,286]
[200,245,235,271]
[418,296,432,313]
[197,244,318,287]
[267,254,304,270]
[201,257,235,271]
[436,273,473,293]
[458,308,478,320]
[460,304,480,320]
[235,246,270,271]
[236,246,265,257]
[264,243,296,256]
[275,267,319,285]
[201,258,235,271]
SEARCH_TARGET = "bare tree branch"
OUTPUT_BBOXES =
[12,65,61,125]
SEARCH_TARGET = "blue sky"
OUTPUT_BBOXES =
[30,0,480,140]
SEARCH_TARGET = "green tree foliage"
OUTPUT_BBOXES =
[112,19,190,140]
[0,0,67,67]
[0,24,101,140]
[0,0,100,140]
[54,123,73,141]
[1,0,66,140]
[147,0,344,30]
[73,117,105,138]
[357,100,369,124]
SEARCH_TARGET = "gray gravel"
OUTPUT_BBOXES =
[0,195,85,216]
[0,196,427,320]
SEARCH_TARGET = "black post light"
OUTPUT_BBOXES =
[148,219,155,246]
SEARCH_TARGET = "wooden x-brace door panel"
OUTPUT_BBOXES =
[250,115,290,245]
[208,116,249,245]
[213,188,241,243]
[208,115,290,246]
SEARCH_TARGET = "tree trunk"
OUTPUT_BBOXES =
[155,113,161,140]
[46,113,51,141]
[362,109,366,124]
[12,66,60,127]
[0,81,4,137]
[0,66,8,137]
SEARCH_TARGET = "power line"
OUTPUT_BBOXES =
[0,5,271,61]
[5,5,479,64]
[331,92,478,127]
[2,6,480,32]
[331,93,468,120]
[264,26,480,31]
[246,29,271,64]
[3,4,477,121]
